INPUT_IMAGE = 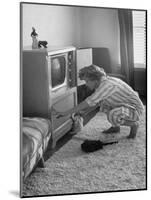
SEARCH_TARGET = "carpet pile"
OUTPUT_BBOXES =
[22,111,146,197]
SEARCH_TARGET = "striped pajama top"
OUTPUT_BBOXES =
[85,76,144,115]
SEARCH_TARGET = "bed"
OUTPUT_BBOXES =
[22,117,52,180]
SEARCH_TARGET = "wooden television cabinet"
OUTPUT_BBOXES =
[22,46,77,148]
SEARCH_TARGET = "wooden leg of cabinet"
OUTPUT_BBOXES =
[51,139,57,149]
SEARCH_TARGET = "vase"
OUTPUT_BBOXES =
[32,36,39,49]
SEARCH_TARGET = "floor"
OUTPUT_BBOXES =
[23,102,146,196]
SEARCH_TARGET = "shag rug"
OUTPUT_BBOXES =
[22,109,146,197]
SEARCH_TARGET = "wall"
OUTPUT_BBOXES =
[75,7,120,70]
[22,4,77,47]
[22,4,120,70]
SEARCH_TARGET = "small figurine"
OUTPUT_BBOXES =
[31,27,48,49]
[31,27,39,49]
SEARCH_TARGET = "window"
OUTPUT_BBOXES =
[132,11,146,68]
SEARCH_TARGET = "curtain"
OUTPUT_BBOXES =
[118,9,134,88]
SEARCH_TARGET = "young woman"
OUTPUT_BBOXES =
[53,64,144,139]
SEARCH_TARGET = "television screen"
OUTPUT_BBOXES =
[51,56,66,88]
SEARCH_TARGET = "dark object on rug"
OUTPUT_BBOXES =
[38,41,48,48]
[81,139,118,153]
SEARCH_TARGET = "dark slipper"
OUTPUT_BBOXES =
[81,140,103,153]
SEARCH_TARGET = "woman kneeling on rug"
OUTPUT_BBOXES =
[53,64,144,151]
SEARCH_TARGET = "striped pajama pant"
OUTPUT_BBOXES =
[100,103,140,127]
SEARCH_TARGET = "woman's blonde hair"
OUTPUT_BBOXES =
[79,64,106,81]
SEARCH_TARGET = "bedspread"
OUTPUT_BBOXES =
[22,117,52,180]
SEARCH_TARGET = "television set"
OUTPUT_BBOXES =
[23,46,77,147]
